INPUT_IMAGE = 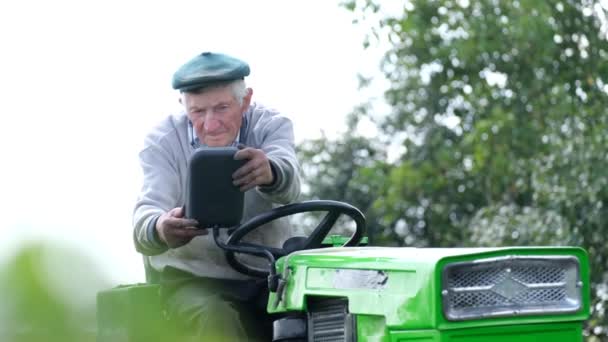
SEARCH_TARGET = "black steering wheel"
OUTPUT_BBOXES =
[221,200,366,277]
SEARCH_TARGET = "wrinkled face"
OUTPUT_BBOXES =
[182,86,251,147]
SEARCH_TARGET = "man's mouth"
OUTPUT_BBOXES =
[205,133,227,139]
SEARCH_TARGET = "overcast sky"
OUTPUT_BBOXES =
[0,0,387,284]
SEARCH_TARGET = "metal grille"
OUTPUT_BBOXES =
[511,266,565,284]
[514,287,567,303]
[449,267,507,288]
[308,298,353,342]
[442,256,582,321]
[452,291,506,308]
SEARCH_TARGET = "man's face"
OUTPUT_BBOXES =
[182,86,251,147]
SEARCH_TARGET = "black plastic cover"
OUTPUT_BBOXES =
[272,316,307,342]
[185,147,246,228]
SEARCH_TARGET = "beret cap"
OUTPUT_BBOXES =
[172,52,250,91]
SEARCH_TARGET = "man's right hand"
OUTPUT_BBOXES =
[156,207,207,248]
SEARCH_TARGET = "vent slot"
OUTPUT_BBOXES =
[307,297,353,342]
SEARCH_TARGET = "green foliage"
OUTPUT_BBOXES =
[468,204,573,246]
[301,0,608,338]
[297,112,391,243]
[0,243,109,342]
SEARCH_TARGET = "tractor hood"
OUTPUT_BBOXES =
[268,246,590,331]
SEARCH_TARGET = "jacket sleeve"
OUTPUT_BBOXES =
[133,142,182,255]
[255,114,301,204]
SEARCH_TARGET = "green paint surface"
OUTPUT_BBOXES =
[269,246,590,341]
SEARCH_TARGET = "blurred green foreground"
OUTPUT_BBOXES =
[0,242,110,342]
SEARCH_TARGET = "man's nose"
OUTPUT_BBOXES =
[203,117,221,132]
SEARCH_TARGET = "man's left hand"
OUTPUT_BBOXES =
[233,147,274,191]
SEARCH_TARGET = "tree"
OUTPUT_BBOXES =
[297,110,392,244]
[298,0,608,338]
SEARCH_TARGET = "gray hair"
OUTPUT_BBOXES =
[181,79,248,105]
[229,80,248,105]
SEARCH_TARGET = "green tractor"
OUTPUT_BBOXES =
[98,200,589,341]
[267,235,589,341]
[98,150,590,341]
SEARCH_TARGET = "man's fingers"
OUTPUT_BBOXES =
[234,166,259,185]
[238,175,267,192]
[233,160,257,179]
[172,228,208,237]
[168,206,185,218]
[165,217,199,229]
[232,147,272,191]
[158,208,208,248]
[234,148,255,161]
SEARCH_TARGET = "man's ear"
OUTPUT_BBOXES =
[242,88,253,108]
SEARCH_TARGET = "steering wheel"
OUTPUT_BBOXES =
[222,200,366,277]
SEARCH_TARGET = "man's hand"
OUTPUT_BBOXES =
[156,207,207,248]
[233,147,274,191]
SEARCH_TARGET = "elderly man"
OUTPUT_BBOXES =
[133,52,301,341]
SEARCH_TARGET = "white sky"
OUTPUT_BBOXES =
[0,0,386,284]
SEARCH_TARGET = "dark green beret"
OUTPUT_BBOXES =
[172,52,250,92]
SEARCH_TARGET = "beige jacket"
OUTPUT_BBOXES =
[133,103,301,279]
